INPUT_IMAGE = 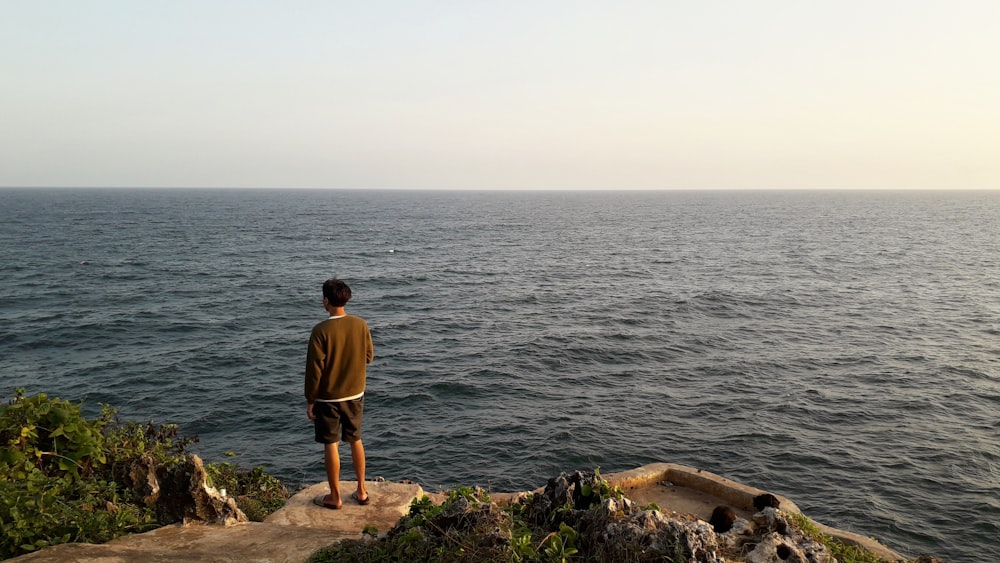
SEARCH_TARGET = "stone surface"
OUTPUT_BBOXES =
[10,481,425,563]
[610,464,906,562]
[265,480,424,535]
[8,522,346,563]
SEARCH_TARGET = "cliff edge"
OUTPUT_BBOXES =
[9,463,909,562]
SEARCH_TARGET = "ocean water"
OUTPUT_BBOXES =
[1,188,997,561]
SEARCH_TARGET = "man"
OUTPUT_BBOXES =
[305,278,374,509]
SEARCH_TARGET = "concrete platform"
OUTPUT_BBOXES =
[264,480,424,535]
[7,522,346,563]
[604,463,905,562]
[10,481,424,563]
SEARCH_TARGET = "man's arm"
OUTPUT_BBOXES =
[304,328,325,403]
[365,326,374,364]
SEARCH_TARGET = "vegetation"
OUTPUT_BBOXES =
[309,471,689,563]
[787,512,885,563]
[1,390,893,562]
[309,486,582,563]
[0,390,288,560]
[205,461,288,522]
[309,470,894,563]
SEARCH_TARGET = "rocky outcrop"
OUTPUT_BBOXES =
[12,464,922,562]
[122,453,247,525]
[721,507,832,563]
[522,471,838,562]
[609,463,909,561]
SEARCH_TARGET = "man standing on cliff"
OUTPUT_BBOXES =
[305,278,374,509]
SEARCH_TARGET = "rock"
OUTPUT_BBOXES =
[628,508,672,531]
[524,472,574,526]
[659,518,724,563]
[132,455,160,504]
[746,531,832,563]
[154,454,247,525]
[745,532,797,563]
[715,507,833,562]
[115,453,159,504]
[601,496,635,515]
[639,515,725,563]
[114,453,246,526]
[434,495,471,529]
[728,517,753,536]
[753,506,789,535]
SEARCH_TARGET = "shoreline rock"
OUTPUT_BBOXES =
[118,453,247,526]
[10,462,918,562]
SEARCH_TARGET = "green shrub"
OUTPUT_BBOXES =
[1,390,286,559]
[308,471,893,563]
[0,390,160,557]
[103,413,196,468]
[205,462,289,521]
[0,391,108,478]
[787,512,884,563]
[308,473,631,563]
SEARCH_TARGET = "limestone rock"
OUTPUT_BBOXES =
[645,515,722,563]
[746,531,832,563]
[126,454,160,505]
[153,454,247,525]
[746,532,798,563]
[753,506,789,535]
[113,452,246,526]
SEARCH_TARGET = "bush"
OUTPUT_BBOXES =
[309,470,892,563]
[0,390,159,557]
[309,487,516,563]
[308,473,629,563]
[0,391,108,478]
[205,462,289,522]
[0,390,287,559]
[787,512,884,563]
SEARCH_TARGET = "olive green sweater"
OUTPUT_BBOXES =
[304,315,374,403]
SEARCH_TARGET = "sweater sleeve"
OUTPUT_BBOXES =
[366,324,374,364]
[304,327,325,403]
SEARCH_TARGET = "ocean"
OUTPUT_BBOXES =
[1,188,997,561]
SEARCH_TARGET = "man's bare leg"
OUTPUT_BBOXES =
[323,442,342,507]
[350,439,368,501]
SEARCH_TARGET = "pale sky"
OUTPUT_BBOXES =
[2,1,998,189]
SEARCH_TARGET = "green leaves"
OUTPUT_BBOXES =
[0,391,108,480]
[204,460,289,522]
[0,390,194,559]
[539,522,579,562]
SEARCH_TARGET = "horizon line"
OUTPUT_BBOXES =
[2,186,998,191]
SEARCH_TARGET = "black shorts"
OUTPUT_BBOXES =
[313,398,364,444]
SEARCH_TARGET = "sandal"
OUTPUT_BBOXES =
[313,494,342,510]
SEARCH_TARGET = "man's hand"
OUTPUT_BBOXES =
[306,402,316,421]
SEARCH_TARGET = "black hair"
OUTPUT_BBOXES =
[322,278,352,307]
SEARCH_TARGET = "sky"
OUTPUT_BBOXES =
[2,1,998,190]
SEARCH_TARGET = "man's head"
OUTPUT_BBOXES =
[322,278,352,307]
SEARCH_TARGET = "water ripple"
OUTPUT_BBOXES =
[3,189,999,561]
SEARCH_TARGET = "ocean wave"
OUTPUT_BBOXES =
[3,189,999,561]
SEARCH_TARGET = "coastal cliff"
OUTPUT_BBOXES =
[10,462,916,563]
